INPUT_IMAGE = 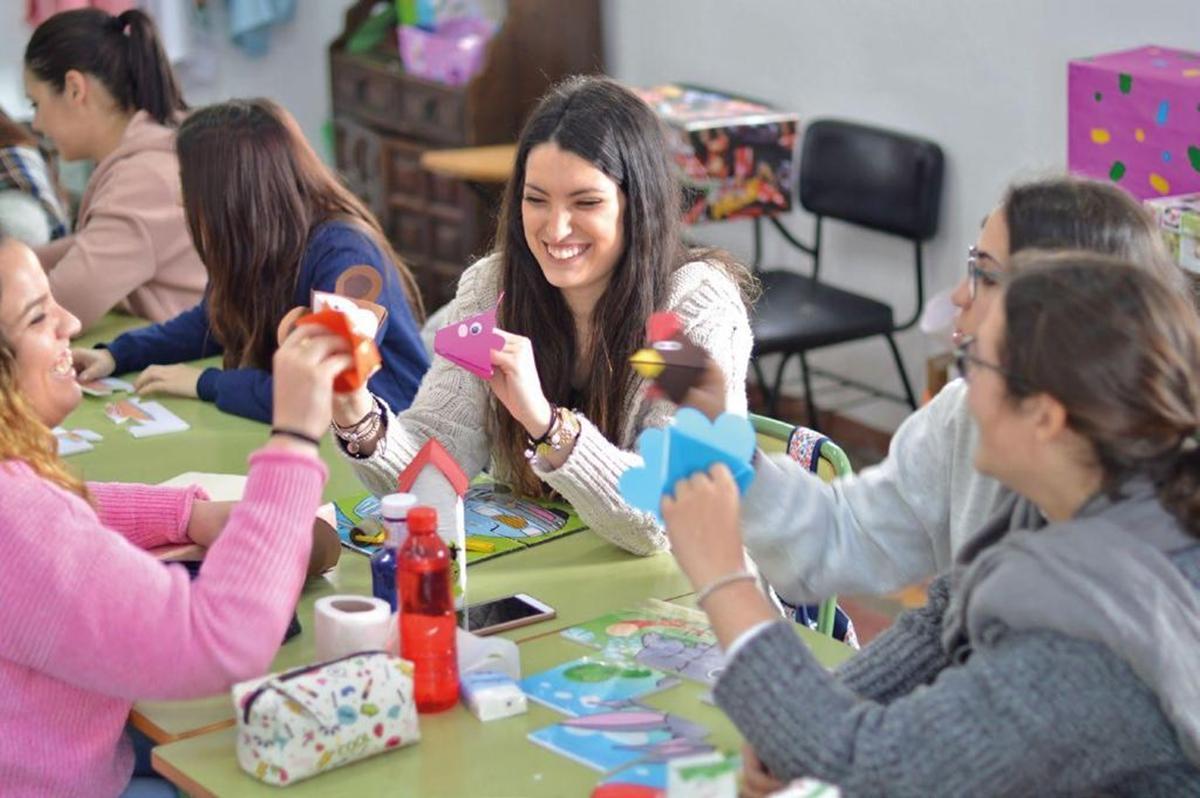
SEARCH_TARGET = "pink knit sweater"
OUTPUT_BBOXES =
[0,448,327,797]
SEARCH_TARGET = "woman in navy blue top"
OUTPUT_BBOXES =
[72,99,429,423]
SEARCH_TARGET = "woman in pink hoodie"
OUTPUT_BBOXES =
[0,231,350,797]
[23,8,206,331]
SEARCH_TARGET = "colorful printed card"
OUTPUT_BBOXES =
[103,398,189,437]
[529,707,713,774]
[520,657,679,717]
[53,426,102,456]
[327,478,586,561]
[561,602,726,687]
[79,377,134,397]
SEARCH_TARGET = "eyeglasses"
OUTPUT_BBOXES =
[966,246,1004,301]
[954,334,1029,390]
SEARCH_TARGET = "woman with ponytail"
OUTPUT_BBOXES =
[23,8,205,330]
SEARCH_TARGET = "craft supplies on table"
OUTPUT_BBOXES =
[232,652,419,786]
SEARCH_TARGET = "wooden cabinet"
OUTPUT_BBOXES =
[329,1,604,311]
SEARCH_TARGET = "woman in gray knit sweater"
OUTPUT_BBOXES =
[663,254,1200,796]
[327,76,754,555]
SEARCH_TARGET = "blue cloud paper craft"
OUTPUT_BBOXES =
[618,408,756,522]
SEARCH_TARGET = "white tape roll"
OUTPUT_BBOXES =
[313,595,392,662]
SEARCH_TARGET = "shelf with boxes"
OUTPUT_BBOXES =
[328,0,603,312]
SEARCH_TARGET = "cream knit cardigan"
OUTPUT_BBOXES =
[340,253,752,556]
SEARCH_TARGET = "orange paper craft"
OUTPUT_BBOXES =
[293,308,382,393]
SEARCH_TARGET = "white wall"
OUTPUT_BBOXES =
[1,1,358,160]
[5,1,1195,430]
[604,0,1198,429]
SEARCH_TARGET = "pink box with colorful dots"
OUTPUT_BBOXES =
[1068,46,1200,200]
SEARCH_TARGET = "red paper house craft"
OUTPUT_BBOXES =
[398,438,469,607]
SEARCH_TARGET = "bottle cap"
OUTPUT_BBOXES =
[408,505,438,534]
[380,492,417,520]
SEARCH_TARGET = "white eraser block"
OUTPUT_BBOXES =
[460,670,527,722]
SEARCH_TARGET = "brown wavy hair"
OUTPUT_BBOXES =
[492,76,755,497]
[999,252,1200,536]
[0,235,87,499]
[177,99,424,372]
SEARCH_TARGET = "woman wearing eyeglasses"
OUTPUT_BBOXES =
[682,176,1187,610]
[665,253,1200,795]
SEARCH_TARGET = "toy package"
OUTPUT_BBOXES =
[1068,46,1200,200]
[634,84,799,223]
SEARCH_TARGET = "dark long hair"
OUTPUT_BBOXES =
[1000,252,1200,536]
[493,75,753,496]
[1003,176,1186,297]
[176,99,424,372]
[25,8,186,127]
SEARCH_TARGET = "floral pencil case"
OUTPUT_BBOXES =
[232,651,420,786]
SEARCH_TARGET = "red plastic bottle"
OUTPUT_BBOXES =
[397,505,459,712]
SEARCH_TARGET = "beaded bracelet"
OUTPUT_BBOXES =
[331,395,385,456]
[524,405,581,462]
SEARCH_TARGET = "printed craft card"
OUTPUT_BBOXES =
[561,602,726,687]
[529,706,713,774]
[104,398,189,438]
[520,657,680,717]
[53,427,102,456]
[79,377,134,397]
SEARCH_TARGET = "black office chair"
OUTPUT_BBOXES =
[750,119,944,427]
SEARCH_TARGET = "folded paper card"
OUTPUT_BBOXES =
[294,305,382,393]
[630,311,707,403]
[618,409,755,522]
[433,295,505,379]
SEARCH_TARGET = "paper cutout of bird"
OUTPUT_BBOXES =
[629,311,707,403]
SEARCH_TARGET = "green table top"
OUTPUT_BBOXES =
[132,532,693,742]
[153,626,853,798]
[66,317,692,742]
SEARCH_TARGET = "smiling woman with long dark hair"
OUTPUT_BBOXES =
[330,75,756,555]
[73,98,429,424]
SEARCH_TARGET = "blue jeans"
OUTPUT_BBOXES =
[120,725,177,798]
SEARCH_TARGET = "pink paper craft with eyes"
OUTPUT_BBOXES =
[433,294,505,379]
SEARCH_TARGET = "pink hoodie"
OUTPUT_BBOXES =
[34,110,207,331]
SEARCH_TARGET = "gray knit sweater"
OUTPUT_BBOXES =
[339,253,752,555]
[715,493,1200,796]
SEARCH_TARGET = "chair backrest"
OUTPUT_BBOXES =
[799,119,944,241]
[751,415,852,482]
[750,413,852,639]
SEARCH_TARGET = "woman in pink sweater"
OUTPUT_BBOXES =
[23,8,206,330]
[0,232,352,797]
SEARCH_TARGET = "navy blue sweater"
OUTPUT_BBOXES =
[105,222,430,423]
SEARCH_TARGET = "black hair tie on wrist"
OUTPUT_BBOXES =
[270,427,322,448]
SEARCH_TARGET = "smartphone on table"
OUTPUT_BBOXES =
[457,593,556,636]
